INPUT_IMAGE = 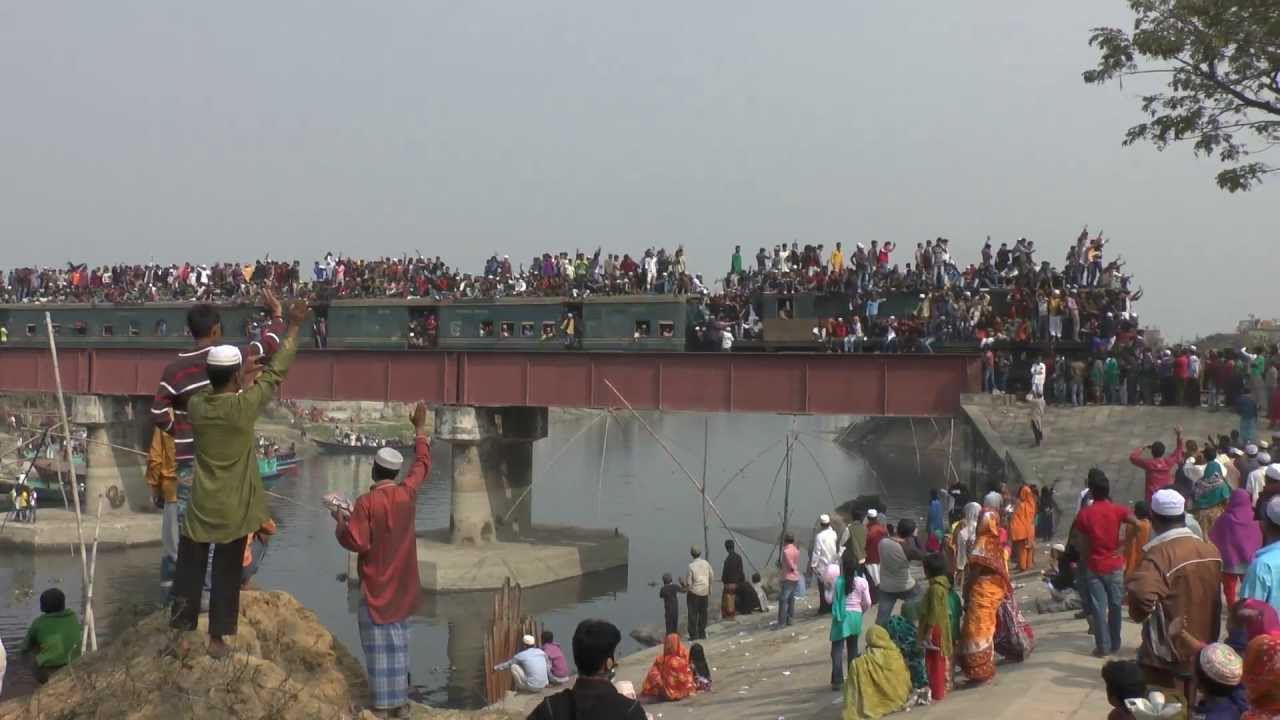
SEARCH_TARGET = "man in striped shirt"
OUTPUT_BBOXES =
[150,293,285,596]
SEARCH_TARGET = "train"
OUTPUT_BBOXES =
[0,291,946,354]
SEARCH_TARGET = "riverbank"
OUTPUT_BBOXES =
[490,557,1130,720]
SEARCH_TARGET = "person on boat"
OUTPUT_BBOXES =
[149,294,287,601]
[333,402,430,718]
[169,298,307,659]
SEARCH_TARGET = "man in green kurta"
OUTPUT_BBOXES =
[170,299,308,657]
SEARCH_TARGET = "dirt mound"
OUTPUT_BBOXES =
[0,591,361,720]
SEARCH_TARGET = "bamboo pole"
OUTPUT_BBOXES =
[701,416,710,566]
[908,417,922,480]
[602,380,760,576]
[780,431,792,555]
[82,493,104,652]
[44,312,96,645]
[596,414,609,517]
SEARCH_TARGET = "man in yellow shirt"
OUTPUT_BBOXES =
[830,242,845,273]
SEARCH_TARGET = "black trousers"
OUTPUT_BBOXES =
[686,593,708,640]
[664,603,679,637]
[170,534,247,637]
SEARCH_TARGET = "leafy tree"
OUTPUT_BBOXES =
[1083,0,1280,192]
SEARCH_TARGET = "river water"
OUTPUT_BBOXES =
[0,411,936,708]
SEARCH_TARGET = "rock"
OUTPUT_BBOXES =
[0,591,361,720]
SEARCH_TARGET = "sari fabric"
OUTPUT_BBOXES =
[1242,633,1280,720]
[641,634,696,701]
[887,614,927,690]
[919,575,955,701]
[959,511,1011,683]
[843,626,912,720]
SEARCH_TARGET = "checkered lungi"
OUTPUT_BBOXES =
[358,598,411,710]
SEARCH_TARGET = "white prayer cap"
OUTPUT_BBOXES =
[1229,448,1245,457]
[1267,495,1280,526]
[1258,452,1272,465]
[865,509,878,519]
[206,345,242,367]
[1051,543,1066,553]
[522,634,537,647]
[983,491,1003,509]
[1246,444,1259,456]
[374,447,404,472]
[1266,464,1280,481]
[1150,489,1186,518]
[819,513,831,525]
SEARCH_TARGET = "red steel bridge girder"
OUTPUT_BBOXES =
[0,348,981,417]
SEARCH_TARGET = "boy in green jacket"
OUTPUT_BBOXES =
[22,588,81,683]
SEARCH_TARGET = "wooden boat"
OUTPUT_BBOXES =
[259,452,301,482]
[312,438,411,455]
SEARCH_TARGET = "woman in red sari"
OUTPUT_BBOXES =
[642,633,697,702]
[958,492,1012,684]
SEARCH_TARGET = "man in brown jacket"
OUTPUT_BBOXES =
[1125,488,1222,700]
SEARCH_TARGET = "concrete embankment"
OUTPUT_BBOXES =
[959,393,1257,532]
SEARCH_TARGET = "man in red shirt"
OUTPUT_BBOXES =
[1072,471,1140,657]
[335,402,430,718]
[1129,426,1184,503]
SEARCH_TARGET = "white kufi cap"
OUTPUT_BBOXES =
[1246,444,1259,456]
[1150,488,1186,518]
[865,509,878,519]
[1266,464,1280,481]
[522,634,537,647]
[206,344,242,367]
[1258,452,1272,465]
[819,513,831,524]
[374,447,404,472]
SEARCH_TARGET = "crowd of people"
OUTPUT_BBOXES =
[3,226,1144,354]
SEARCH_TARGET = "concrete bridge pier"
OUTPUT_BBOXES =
[70,395,152,514]
[434,405,546,544]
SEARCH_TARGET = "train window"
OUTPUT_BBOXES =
[777,298,793,319]
[50,323,62,335]
[634,321,650,338]
[450,321,462,337]
[101,324,114,337]
[74,321,88,336]
[520,322,534,338]
[155,319,169,337]
[183,324,192,336]
[541,321,556,339]
[500,321,514,338]
[128,322,141,337]
[25,324,37,336]
[659,321,675,338]
[479,321,494,338]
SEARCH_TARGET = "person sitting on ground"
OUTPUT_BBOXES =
[542,630,571,686]
[748,572,770,614]
[494,634,551,693]
[688,643,712,692]
[527,619,648,719]
[21,588,82,684]
[640,633,696,702]
[1102,659,1148,720]
[842,625,912,720]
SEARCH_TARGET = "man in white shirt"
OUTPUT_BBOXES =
[810,514,840,613]
[684,546,713,641]
[1031,355,1047,399]
[494,634,551,692]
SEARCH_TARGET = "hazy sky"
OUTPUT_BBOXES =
[1,1,1273,340]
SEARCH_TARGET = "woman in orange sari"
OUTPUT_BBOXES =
[1009,484,1037,572]
[642,633,697,702]
[959,492,1012,685]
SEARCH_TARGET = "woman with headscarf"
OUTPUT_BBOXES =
[1241,633,1280,720]
[1227,599,1280,656]
[925,490,945,553]
[641,633,696,702]
[1010,484,1038,572]
[918,553,956,702]
[1210,489,1264,607]
[1194,457,1233,537]
[830,551,872,690]
[843,625,913,720]
[951,502,980,586]
[958,492,1011,684]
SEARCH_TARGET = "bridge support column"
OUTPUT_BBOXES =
[435,405,547,545]
[71,395,152,514]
